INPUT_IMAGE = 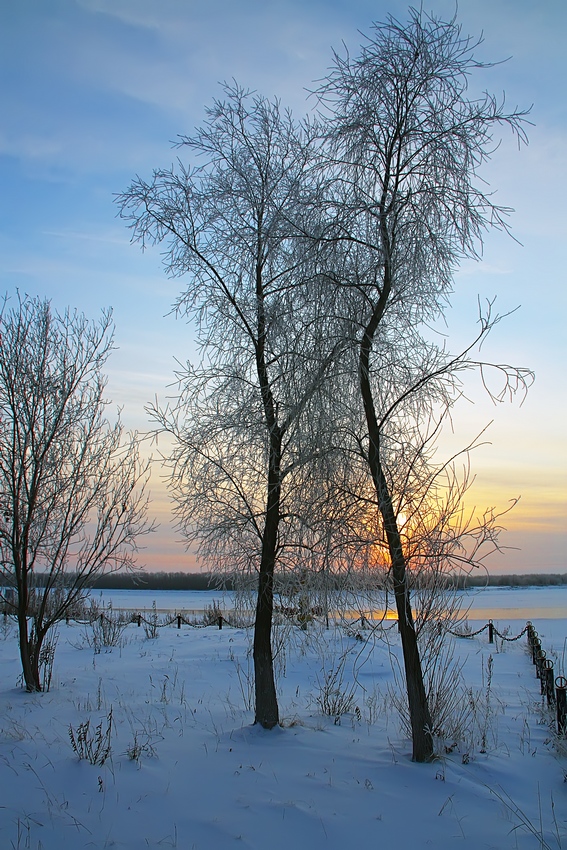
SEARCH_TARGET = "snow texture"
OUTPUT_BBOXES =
[0,588,566,849]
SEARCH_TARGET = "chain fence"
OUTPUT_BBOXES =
[445,620,529,642]
[3,599,565,735]
[68,609,241,630]
[525,621,567,736]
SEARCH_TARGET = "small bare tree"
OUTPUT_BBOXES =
[0,294,153,691]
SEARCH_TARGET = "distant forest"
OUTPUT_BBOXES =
[87,571,567,591]
[18,570,567,592]
[90,571,231,590]
[452,572,567,588]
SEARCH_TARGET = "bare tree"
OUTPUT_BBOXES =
[118,85,339,728]
[0,294,153,692]
[315,8,531,761]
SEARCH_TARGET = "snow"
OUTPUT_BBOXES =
[0,591,566,849]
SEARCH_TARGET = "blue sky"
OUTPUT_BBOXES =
[1,0,565,573]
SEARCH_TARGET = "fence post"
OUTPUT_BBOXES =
[177,615,182,630]
[137,614,141,627]
[526,622,534,655]
[556,677,567,736]
[218,615,223,630]
[488,620,494,644]
[544,660,555,705]
[536,650,546,690]
[532,635,541,665]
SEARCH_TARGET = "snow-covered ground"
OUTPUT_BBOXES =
[0,596,566,849]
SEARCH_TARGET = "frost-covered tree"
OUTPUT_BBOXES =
[118,86,339,728]
[0,295,153,692]
[118,12,531,756]
[315,8,530,761]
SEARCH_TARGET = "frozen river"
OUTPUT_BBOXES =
[90,584,567,623]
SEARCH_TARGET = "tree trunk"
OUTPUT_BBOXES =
[370,445,433,760]
[15,561,41,691]
[253,431,281,729]
[359,319,433,761]
[376,462,433,762]
[368,440,433,759]
[17,613,41,692]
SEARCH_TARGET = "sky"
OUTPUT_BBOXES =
[0,0,565,574]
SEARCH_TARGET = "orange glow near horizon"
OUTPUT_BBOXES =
[138,438,565,576]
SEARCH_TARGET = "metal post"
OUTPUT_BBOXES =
[526,622,535,655]
[177,615,182,630]
[532,635,541,665]
[218,615,223,630]
[556,676,567,735]
[488,620,494,644]
[536,650,546,688]
[544,660,555,705]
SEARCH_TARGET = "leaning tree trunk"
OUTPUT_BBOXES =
[359,314,434,762]
[373,458,434,762]
[253,430,281,729]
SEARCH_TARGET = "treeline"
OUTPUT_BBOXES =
[89,572,348,592]
[17,570,567,593]
[90,571,231,590]
[95,571,565,591]
[13,571,231,591]
[452,573,567,588]
[91,570,567,591]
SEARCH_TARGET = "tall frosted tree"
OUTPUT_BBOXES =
[118,86,339,728]
[315,8,530,760]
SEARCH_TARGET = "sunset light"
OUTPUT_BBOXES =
[0,4,565,845]
[1,0,564,579]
